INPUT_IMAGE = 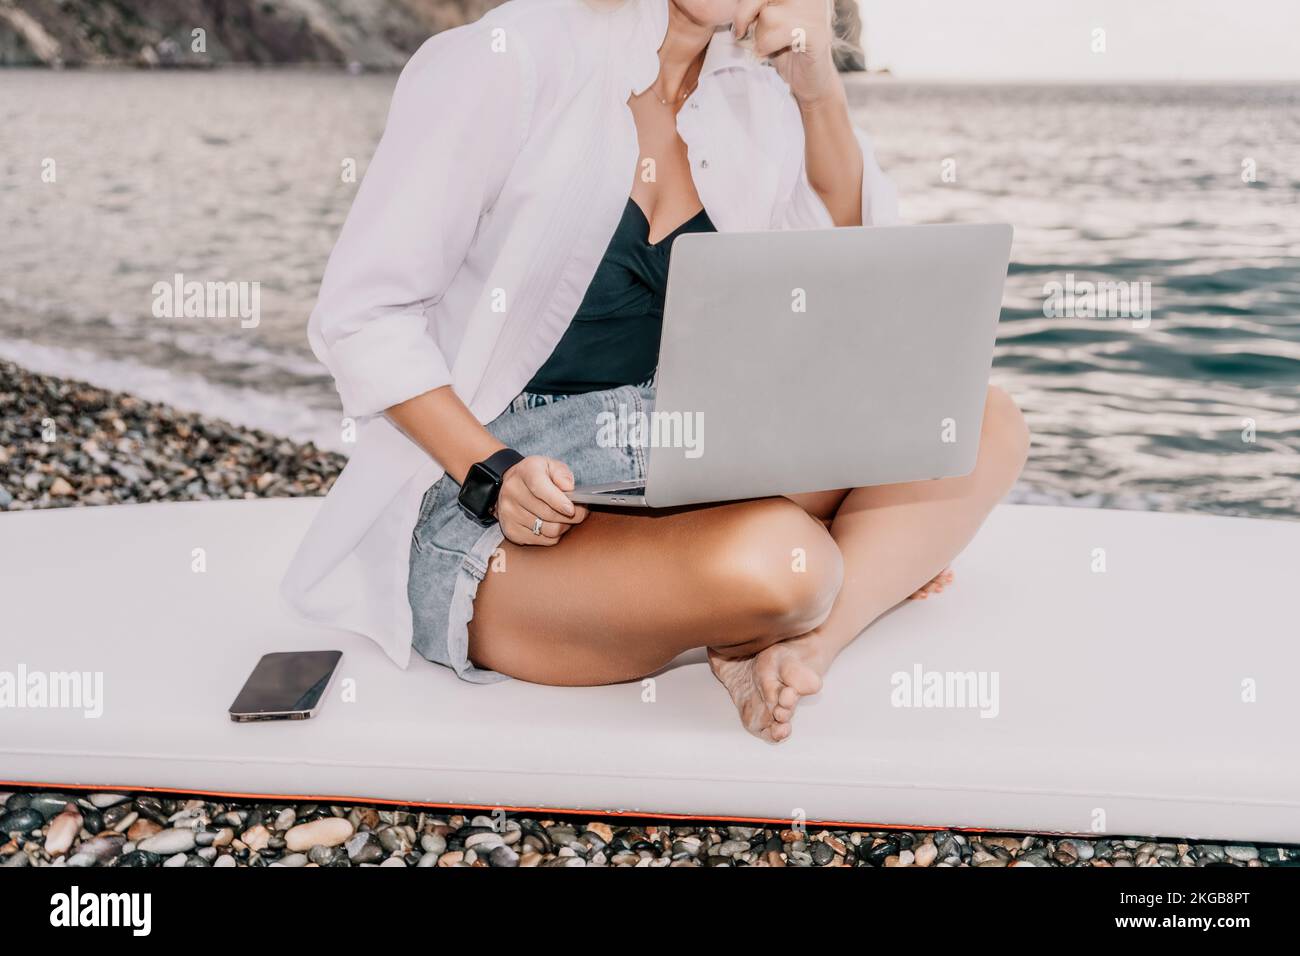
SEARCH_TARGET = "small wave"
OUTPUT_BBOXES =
[0,338,349,454]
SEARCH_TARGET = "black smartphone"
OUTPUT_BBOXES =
[228,650,343,722]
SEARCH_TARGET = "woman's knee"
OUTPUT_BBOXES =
[704,498,844,635]
[979,385,1030,489]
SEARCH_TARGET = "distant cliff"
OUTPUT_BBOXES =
[0,0,867,70]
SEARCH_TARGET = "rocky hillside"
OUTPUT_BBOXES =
[0,0,865,70]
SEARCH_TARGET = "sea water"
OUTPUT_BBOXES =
[1,71,1297,517]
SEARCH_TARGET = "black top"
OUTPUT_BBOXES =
[524,197,716,395]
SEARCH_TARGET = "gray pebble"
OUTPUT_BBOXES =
[420,832,447,855]
[88,793,130,809]
[464,831,504,851]
[0,808,45,834]
[345,831,384,864]
[1059,839,1094,861]
[378,826,411,853]
[64,834,125,867]
[546,826,579,848]
[137,829,196,855]
[489,845,520,867]
[810,842,836,866]
[308,845,337,866]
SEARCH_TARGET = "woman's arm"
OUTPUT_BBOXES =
[735,0,890,228]
[307,24,581,544]
[388,386,585,545]
[307,24,530,421]
[386,386,505,486]
[792,83,865,227]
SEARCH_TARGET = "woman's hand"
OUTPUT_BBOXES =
[733,0,863,226]
[733,0,841,108]
[495,455,589,546]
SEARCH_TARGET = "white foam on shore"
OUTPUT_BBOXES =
[1,337,1187,515]
[0,339,349,455]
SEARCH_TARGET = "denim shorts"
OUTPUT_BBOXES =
[408,384,654,682]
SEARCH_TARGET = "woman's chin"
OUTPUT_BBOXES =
[673,0,744,29]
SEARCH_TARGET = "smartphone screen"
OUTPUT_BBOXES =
[228,650,342,721]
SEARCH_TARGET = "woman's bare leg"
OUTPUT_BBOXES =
[467,385,1027,741]
[467,497,845,740]
[755,385,1031,725]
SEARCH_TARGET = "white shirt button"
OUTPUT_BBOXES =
[699,159,709,169]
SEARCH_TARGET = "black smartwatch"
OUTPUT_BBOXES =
[457,448,524,526]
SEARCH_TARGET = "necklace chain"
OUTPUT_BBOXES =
[654,81,697,107]
[653,57,703,108]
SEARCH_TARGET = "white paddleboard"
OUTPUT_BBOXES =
[1,499,1297,841]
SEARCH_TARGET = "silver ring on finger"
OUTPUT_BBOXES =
[531,515,544,536]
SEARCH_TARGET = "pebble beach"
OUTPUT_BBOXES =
[3,791,1294,869]
[2,359,1295,868]
[0,359,343,510]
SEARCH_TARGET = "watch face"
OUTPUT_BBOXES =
[459,462,499,519]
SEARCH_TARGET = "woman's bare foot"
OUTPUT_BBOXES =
[907,568,954,600]
[709,569,953,739]
[707,650,783,742]
[752,640,824,727]
[708,642,823,743]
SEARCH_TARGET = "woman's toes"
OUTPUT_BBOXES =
[709,648,782,740]
[757,672,783,714]
[779,654,823,699]
[908,568,955,600]
[753,643,825,730]
[712,641,826,741]
[771,685,799,722]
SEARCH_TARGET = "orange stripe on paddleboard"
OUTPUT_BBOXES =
[0,778,1011,833]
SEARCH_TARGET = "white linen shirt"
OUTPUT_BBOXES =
[281,0,900,667]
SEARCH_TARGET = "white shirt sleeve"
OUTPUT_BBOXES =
[307,24,533,420]
[776,123,900,230]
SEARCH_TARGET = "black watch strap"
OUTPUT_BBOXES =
[479,448,525,483]
[457,447,524,525]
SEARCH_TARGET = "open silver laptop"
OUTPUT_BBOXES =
[568,222,1014,508]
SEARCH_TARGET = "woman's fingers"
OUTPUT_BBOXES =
[515,487,583,525]
[503,524,559,546]
[517,457,578,518]
[732,0,768,41]
[494,454,591,547]
[492,455,591,546]
[544,457,575,492]
[498,501,564,544]
[753,14,798,58]
[505,457,589,522]
[736,1,830,59]
[512,521,563,545]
